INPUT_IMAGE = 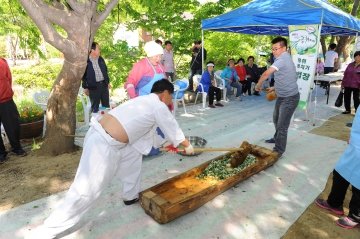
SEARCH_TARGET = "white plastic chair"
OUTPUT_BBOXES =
[1,124,9,144]
[214,70,227,101]
[78,88,92,127]
[33,90,50,137]
[193,75,207,108]
[172,79,189,116]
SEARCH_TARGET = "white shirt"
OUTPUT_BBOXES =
[162,49,175,73]
[324,50,338,67]
[109,94,185,154]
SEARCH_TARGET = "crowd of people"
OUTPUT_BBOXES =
[2,35,360,238]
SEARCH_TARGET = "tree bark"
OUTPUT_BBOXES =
[335,0,360,66]
[18,0,119,155]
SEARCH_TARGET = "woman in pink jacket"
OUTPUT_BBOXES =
[341,51,360,114]
[124,41,166,99]
[124,41,168,155]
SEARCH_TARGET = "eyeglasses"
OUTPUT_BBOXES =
[272,46,284,52]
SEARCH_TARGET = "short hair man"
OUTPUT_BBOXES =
[0,58,27,163]
[324,43,338,74]
[155,39,163,46]
[188,40,207,91]
[254,37,300,158]
[162,40,175,82]
[244,56,261,96]
[34,79,194,238]
[82,42,111,113]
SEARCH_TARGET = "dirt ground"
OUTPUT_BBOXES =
[0,112,359,238]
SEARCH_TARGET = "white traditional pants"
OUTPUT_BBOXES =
[34,120,142,239]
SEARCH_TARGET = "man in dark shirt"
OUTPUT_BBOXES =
[188,40,207,91]
[82,42,111,113]
[245,56,261,96]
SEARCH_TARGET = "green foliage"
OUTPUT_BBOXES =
[14,97,44,124]
[11,63,62,91]
[0,36,7,58]
[31,138,41,151]
[100,40,143,89]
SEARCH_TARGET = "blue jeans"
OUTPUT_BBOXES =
[225,81,242,98]
[272,93,300,155]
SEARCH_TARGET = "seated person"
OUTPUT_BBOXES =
[220,58,243,102]
[245,56,261,96]
[235,58,250,96]
[197,61,224,108]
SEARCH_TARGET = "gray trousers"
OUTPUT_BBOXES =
[272,93,300,155]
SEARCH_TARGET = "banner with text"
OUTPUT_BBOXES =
[289,25,319,109]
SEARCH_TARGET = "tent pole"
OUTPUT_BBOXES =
[202,30,204,74]
[257,34,260,65]
[311,24,322,126]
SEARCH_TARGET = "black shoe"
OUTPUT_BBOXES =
[0,153,8,164]
[12,148,27,157]
[342,111,351,114]
[123,198,139,205]
[253,91,260,96]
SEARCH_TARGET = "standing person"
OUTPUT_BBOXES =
[314,108,360,229]
[197,61,224,108]
[162,40,175,82]
[221,58,243,102]
[155,39,163,46]
[322,43,338,87]
[255,37,300,158]
[125,40,167,155]
[188,40,207,92]
[0,58,27,163]
[82,42,111,113]
[340,51,360,114]
[125,41,166,98]
[33,80,195,239]
[245,56,261,96]
[235,58,250,96]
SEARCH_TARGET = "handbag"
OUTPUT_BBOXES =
[334,89,344,107]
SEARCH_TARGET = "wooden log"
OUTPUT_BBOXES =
[139,143,279,224]
[230,141,252,168]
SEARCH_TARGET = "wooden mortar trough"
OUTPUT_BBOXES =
[139,142,279,224]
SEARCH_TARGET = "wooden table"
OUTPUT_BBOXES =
[315,73,344,104]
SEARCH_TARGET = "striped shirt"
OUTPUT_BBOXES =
[89,56,104,82]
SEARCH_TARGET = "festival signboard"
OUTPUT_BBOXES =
[289,25,320,109]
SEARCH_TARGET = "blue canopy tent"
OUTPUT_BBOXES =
[200,0,360,123]
[201,0,360,36]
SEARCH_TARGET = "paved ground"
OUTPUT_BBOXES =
[0,85,350,239]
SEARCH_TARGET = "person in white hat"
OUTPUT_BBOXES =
[124,41,169,155]
[124,41,166,98]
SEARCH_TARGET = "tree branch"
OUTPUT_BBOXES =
[18,0,71,53]
[66,0,85,15]
[92,0,120,32]
[351,0,360,16]
[52,0,66,11]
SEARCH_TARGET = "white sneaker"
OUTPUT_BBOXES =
[242,93,246,97]
[226,98,230,102]
[235,96,242,101]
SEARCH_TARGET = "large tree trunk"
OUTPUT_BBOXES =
[19,0,119,155]
[41,60,87,155]
[334,0,360,66]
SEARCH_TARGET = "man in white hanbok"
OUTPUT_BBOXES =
[34,79,194,239]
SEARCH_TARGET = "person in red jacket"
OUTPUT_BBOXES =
[341,51,360,114]
[0,58,27,163]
